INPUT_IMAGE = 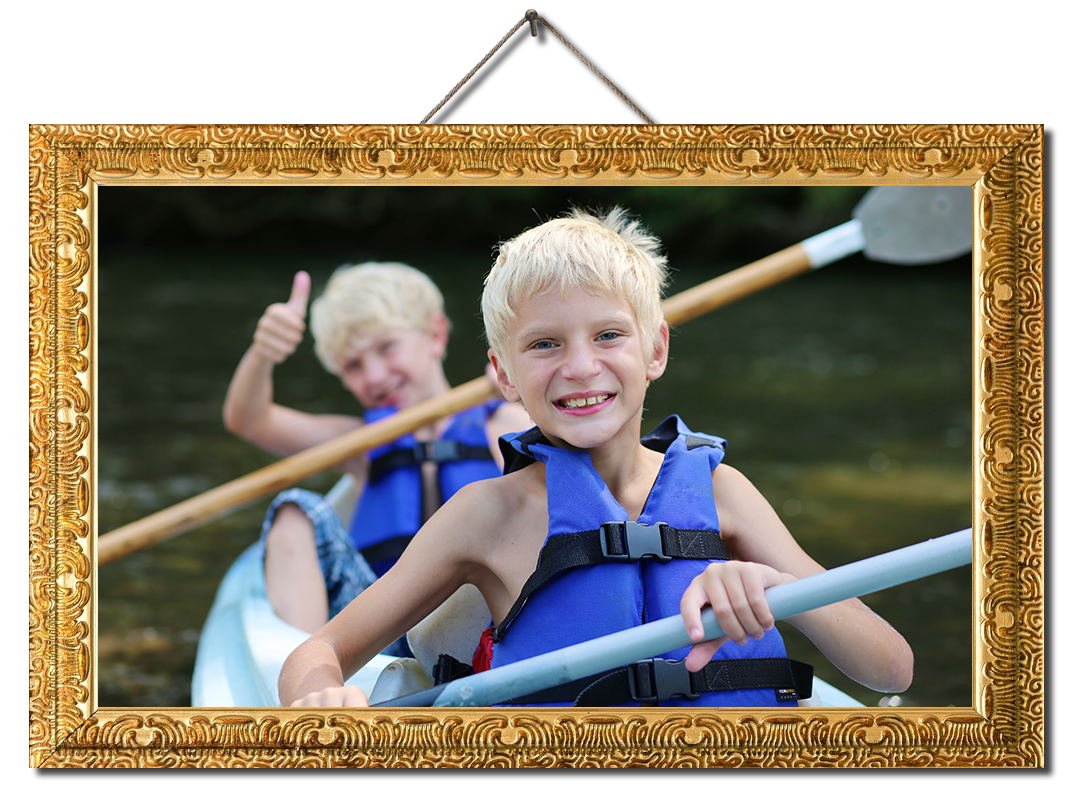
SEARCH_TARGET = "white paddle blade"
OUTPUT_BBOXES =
[854,186,972,265]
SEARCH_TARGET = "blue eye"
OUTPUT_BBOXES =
[532,340,554,350]
[597,331,620,341]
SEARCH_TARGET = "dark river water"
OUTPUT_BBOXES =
[97,194,972,709]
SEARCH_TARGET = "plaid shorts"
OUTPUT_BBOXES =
[258,487,377,620]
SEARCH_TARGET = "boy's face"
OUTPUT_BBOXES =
[491,285,668,452]
[337,315,448,410]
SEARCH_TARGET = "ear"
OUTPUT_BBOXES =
[488,349,522,403]
[646,321,670,382]
[427,313,450,359]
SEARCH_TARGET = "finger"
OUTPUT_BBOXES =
[693,565,752,645]
[685,636,729,672]
[740,567,776,632]
[253,331,299,363]
[254,309,306,362]
[290,685,369,707]
[712,584,752,646]
[680,572,748,645]
[259,305,307,340]
[285,270,311,319]
[679,581,712,643]
[725,567,778,643]
[339,685,370,707]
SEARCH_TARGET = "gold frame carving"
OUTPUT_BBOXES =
[29,124,1044,768]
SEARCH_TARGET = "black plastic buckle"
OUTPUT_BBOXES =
[628,658,700,704]
[599,521,670,562]
[418,440,460,463]
[432,654,473,686]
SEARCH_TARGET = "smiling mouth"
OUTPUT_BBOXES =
[558,394,610,409]
[372,385,404,406]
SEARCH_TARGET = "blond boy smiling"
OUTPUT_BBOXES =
[280,210,912,707]
[225,263,529,639]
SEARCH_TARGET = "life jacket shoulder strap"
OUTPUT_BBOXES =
[493,521,729,642]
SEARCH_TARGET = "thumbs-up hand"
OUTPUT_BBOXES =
[253,271,311,364]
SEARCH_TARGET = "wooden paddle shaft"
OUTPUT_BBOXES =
[97,376,497,564]
[662,242,811,325]
[97,242,814,565]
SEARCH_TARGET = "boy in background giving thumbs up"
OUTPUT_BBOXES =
[223,264,529,642]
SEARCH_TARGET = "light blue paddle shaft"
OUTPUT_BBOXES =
[431,529,972,707]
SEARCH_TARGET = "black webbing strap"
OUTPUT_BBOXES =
[368,440,494,482]
[359,534,414,567]
[492,521,730,642]
[430,651,617,704]
[500,657,813,706]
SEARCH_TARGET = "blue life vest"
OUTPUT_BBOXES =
[488,415,803,707]
[349,400,503,576]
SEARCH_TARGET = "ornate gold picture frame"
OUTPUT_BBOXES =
[29,124,1043,768]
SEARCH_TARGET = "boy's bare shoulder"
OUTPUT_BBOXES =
[436,463,547,557]
[437,463,549,618]
[711,461,750,494]
[709,461,774,548]
[450,462,545,522]
[710,460,823,577]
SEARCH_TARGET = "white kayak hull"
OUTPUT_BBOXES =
[191,543,395,707]
[804,676,864,707]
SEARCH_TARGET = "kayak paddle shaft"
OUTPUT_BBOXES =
[379,529,971,708]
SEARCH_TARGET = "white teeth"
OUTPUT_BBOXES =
[561,394,609,409]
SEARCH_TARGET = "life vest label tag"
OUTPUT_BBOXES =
[776,688,800,702]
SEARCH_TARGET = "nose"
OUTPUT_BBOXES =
[362,353,390,386]
[560,342,601,381]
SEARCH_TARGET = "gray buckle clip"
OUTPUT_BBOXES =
[599,521,670,562]
[418,440,460,463]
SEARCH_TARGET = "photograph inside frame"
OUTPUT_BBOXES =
[95,183,973,711]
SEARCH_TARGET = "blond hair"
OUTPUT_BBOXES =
[311,262,449,375]
[482,207,668,368]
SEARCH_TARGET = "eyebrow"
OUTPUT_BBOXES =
[515,312,635,343]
